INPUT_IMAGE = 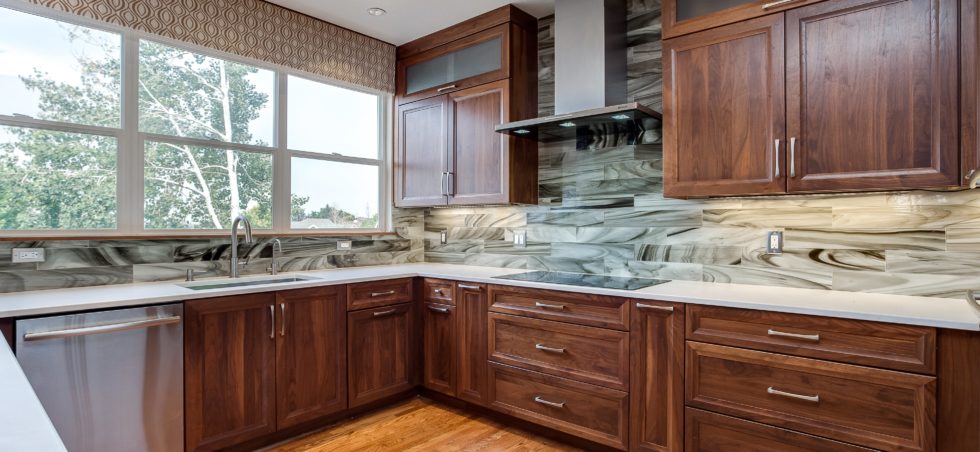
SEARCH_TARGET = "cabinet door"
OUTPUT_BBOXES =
[964,0,980,185]
[275,287,347,430]
[786,0,959,192]
[663,15,786,197]
[185,293,276,451]
[395,95,448,207]
[456,283,489,406]
[629,301,685,452]
[348,303,418,408]
[662,0,826,39]
[422,302,456,395]
[448,79,511,205]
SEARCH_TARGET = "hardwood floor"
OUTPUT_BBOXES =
[266,397,580,451]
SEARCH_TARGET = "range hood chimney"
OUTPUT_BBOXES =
[496,0,661,147]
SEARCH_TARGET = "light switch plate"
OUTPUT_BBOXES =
[766,231,784,255]
[12,248,45,263]
[336,240,353,251]
[513,230,527,249]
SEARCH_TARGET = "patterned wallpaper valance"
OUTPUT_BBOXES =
[27,0,396,93]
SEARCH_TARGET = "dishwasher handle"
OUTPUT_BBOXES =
[23,316,182,341]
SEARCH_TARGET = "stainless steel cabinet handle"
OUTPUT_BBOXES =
[373,308,397,317]
[534,302,565,310]
[767,386,820,403]
[636,303,674,313]
[269,305,275,340]
[428,306,450,314]
[436,84,457,92]
[371,290,396,297]
[535,344,566,354]
[533,396,566,409]
[447,172,455,196]
[774,139,781,178]
[458,283,481,290]
[280,303,286,337]
[789,137,797,178]
[434,289,444,295]
[762,0,802,9]
[441,172,448,196]
[767,329,820,342]
[23,316,182,341]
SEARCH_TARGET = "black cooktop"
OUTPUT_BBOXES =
[493,271,668,291]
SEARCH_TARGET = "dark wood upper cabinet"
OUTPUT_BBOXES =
[422,302,457,396]
[629,301,684,452]
[964,0,980,185]
[448,80,509,205]
[662,0,826,39]
[395,96,449,207]
[275,287,347,430]
[185,293,277,451]
[785,0,960,192]
[348,303,418,408]
[663,15,787,197]
[456,283,490,406]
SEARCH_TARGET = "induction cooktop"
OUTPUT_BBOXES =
[493,271,668,291]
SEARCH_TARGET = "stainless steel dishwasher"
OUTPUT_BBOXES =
[15,304,183,452]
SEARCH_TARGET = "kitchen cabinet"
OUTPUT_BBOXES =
[347,278,414,311]
[629,301,684,452]
[662,0,826,39]
[455,282,489,406]
[348,303,418,408]
[422,302,456,396]
[663,15,786,198]
[686,408,871,451]
[964,0,980,185]
[394,97,449,207]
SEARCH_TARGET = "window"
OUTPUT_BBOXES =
[0,4,389,235]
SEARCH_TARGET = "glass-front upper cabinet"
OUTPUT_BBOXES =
[397,24,511,104]
[662,0,826,39]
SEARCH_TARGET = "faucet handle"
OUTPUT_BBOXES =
[185,269,208,282]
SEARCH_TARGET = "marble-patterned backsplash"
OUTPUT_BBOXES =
[0,209,424,293]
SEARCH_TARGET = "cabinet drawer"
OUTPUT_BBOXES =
[686,342,935,451]
[489,363,628,450]
[488,285,629,330]
[423,278,455,305]
[687,305,936,374]
[347,278,414,311]
[686,408,874,451]
[489,313,629,390]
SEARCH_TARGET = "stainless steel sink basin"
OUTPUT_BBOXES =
[180,276,318,291]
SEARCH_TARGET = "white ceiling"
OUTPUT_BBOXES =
[266,0,555,46]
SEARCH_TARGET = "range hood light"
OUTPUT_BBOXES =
[611,114,630,120]
[514,129,531,135]
[558,122,577,128]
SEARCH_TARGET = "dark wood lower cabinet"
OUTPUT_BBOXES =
[185,293,277,452]
[686,408,872,451]
[629,301,684,452]
[422,302,456,396]
[348,303,418,408]
[456,283,490,406]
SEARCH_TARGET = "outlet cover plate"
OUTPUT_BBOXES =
[440,230,448,245]
[12,248,45,263]
[336,240,353,251]
[766,231,784,254]
[513,230,527,249]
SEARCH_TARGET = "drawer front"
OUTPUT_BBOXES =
[423,278,455,305]
[488,285,629,330]
[686,408,874,452]
[687,305,936,374]
[686,342,936,451]
[489,362,628,450]
[489,313,629,390]
[347,278,414,311]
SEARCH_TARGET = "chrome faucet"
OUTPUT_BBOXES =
[230,214,253,278]
[267,238,283,275]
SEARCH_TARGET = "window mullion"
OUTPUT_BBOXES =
[118,32,142,234]
[273,72,290,233]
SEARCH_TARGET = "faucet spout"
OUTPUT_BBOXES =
[230,214,253,278]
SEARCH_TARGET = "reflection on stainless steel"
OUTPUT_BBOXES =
[16,304,183,452]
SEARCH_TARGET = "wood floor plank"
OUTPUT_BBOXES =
[265,397,581,452]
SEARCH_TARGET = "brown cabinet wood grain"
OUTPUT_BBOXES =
[422,302,456,396]
[423,278,456,305]
[964,0,980,185]
[455,282,490,406]
[686,408,874,451]
[488,285,630,330]
[185,293,277,451]
[275,287,347,430]
[395,96,449,208]
[686,341,936,451]
[662,0,826,39]
[785,0,959,192]
[348,303,418,408]
[629,301,684,452]
[347,278,414,311]
[448,80,511,205]
[663,15,787,197]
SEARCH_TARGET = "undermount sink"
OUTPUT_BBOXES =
[180,276,318,291]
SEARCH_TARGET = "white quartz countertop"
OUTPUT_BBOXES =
[0,339,66,452]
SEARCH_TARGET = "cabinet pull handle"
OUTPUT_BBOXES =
[789,137,797,178]
[433,288,444,295]
[534,302,565,310]
[280,303,286,337]
[767,386,820,403]
[767,328,820,342]
[428,306,450,314]
[371,290,396,297]
[373,308,397,317]
[636,303,674,313]
[447,172,454,196]
[441,172,448,196]
[458,283,481,290]
[533,396,566,409]
[269,305,275,340]
[774,139,781,178]
[762,0,802,9]
[436,84,457,92]
[535,344,566,354]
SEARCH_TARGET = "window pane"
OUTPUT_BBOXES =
[0,7,121,128]
[287,75,379,159]
[145,141,272,229]
[291,158,379,229]
[139,41,275,146]
[0,125,116,229]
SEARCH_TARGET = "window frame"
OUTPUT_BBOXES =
[0,0,392,238]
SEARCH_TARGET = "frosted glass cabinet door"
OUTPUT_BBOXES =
[662,0,827,39]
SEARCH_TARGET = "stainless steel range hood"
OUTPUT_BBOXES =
[496,0,661,145]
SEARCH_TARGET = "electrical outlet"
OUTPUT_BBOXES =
[440,230,448,245]
[766,231,784,254]
[513,230,527,249]
[12,248,45,263]
[336,240,353,251]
